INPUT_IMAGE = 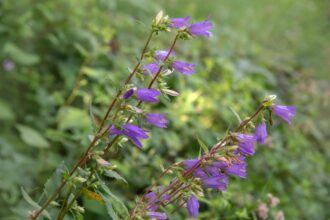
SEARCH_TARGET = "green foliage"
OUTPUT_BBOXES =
[0,0,329,219]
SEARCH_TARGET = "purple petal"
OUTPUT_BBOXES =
[136,88,161,103]
[255,122,268,144]
[148,211,167,220]
[187,195,199,218]
[122,89,135,99]
[146,113,168,128]
[172,60,196,75]
[272,105,296,124]
[155,50,176,61]
[170,16,191,29]
[189,19,213,37]
[142,62,159,75]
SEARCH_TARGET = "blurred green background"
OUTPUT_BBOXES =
[0,0,329,219]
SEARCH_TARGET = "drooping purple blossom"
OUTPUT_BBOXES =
[225,156,247,178]
[202,174,229,191]
[122,88,135,99]
[155,50,176,61]
[187,195,199,218]
[146,191,158,211]
[212,159,229,169]
[236,133,257,156]
[272,105,296,124]
[147,211,167,220]
[183,159,200,170]
[172,60,196,75]
[109,124,149,149]
[170,16,191,29]
[136,88,161,103]
[142,62,159,75]
[146,113,168,128]
[255,122,268,144]
[189,19,213,37]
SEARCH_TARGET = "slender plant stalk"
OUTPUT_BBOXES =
[31,30,155,220]
[52,32,180,220]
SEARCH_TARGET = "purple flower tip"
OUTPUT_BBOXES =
[202,174,229,191]
[142,62,159,75]
[109,123,149,149]
[272,105,296,124]
[170,16,191,29]
[255,122,268,144]
[187,195,199,218]
[155,50,176,61]
[148,211,167,220]
[189,19,213,37]
[136,88,161,103]
[172,60,196,75]
[225,156,247,178]
[122,88,135,99]
[146,113,168,128]
[183,159,199,170]
[236,133,257,156]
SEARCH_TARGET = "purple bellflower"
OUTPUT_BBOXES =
[172,60,196,75]
[155,50,176,61]
[187,195,199,218]
[142,63,159,75]
[136,88,161,103]
[146,113,168,128]
[202,174,229,191]
[109,124,149,149]
[170,16,191,29]
[255,122,268,144]
[122,88,135,99]
[189,19,213,37]
[236,133,257,156]
[272,105,296,124]
[183,159,199,170]
[147,211,167,220]
[225,156,247,178]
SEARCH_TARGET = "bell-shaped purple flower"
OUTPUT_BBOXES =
[122,88,135,99]
[202,174,229,191]
[255,122,268,144]
[272,105,296,124]
[189,19,213,37]
[183,159,199,170]
[212,159,228,169]
[236,133,257,156]
[155,50,176,61]
[225,156,247,178]
[172,61,196,75]
[146,113,168,128]
[142,62,159,75]
[136,88,161,103]
[187,195,199,218]
[147,211,167,220]
[146,191,158,211]
[109,124,149,149]
[170,16,191,29]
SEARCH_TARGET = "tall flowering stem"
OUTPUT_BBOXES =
[31,25,156,220]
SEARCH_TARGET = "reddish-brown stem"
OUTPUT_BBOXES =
[31,30,154,220]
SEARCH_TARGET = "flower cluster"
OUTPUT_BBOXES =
[132,101,296,219]
[108,16,214,151]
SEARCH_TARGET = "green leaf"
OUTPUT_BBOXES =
[228,107,242,124]
[43,162,66,196]
[0,99,15,121]
[3,43,40,65]
[104,170,127,184]
[196,135,209,154]
[57,107,91,131]
[21,187,51,219]
[99,192,119,220]
[96,175,128,214]
[16,125,50,148]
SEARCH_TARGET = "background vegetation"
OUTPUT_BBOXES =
[0,0,329,219]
